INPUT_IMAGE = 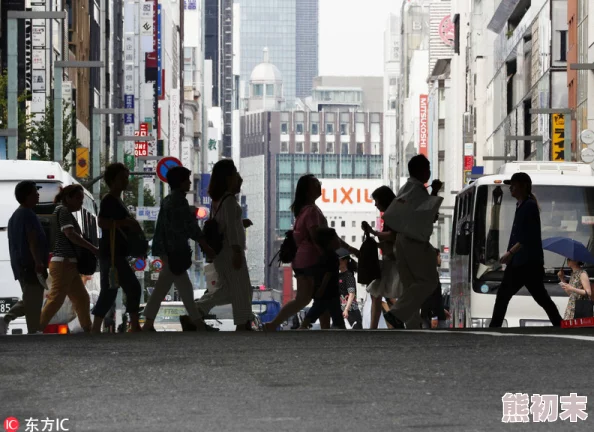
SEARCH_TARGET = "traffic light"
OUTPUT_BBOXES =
[195,206,209,220]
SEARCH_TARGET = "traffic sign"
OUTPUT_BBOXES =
[156,157,182,183]
[152,259,163,273]
[134,258,147,272]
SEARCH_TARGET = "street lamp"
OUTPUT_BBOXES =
[91,108,135,198]
[53,61,104,165]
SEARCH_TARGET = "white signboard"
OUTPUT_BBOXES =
[140,1,154,53]
[181,138,192,168]
[316,179,384,213]
[32,50,46,70]
[32,70,45,91]
[136,206,160,221]
[169,89,180,158]
[32,27,46,48]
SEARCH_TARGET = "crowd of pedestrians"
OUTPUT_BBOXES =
[2,153,588,336]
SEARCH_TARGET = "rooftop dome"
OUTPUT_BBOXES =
[250,48,283,82]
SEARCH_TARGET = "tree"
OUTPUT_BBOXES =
[0,70,32,145]
[26,99,80,171]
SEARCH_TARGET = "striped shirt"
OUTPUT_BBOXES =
[53,205,81,258]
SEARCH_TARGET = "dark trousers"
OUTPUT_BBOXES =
[92,256,142,317]
[306,297,346,329]
[489,263,562,327]
[346,309,363,329]
[421,285,446,326]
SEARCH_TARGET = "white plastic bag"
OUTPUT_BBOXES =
[204,264,221,292]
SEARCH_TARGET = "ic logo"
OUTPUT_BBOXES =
[3,417,19,432]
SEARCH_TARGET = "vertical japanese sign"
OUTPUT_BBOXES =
[30,0,47,123]
[169,89,180,158]
[419,94,428,157]
[552,113,565,162]
[181,137,192,168]
[124,0,137,171]
[140,1,154,53]
[157,4,163,99]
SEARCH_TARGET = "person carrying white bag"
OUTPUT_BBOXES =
[382,155,443,329]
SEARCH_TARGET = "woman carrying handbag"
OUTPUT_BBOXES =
[92,163,144,334]
[39,185,99,333]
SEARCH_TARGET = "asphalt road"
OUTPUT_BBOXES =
[1,328,593,432]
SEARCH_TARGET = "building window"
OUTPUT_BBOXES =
[326,142,334,154]
[253,84,263,97]
[389,78,397,85]
[280,142,289,153]
[390,101,396,110]
[311,122,319,135]
[340,123,348,135]
[352,236,356,243]
[341,221,346,228]
[371,221,375,228]
[296,123,304,135]
[295,142,304,153]
[558,30,567,62]
[311,142,319,154]
[356,143,364,155]
[331,221,335,228]
[281,123,288,135]
[266,84,274,97]
[371,143,380,155]
[326,123,334,135]
[352,221,356,228]
[342,143,349,154]
[341,236,345,241]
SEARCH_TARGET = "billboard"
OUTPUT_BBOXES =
[552,113,565,161]
[200,174,212,208]
[419,94,428,156]
[316,179,384,213]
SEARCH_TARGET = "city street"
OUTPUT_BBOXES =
[1,329,593,431]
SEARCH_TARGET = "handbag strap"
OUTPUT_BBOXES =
[211,194,233,220]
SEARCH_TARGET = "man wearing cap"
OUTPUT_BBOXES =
[0,181,49,335]
[489,172,562,327]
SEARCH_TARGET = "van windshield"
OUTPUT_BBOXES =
[474,185,594,279]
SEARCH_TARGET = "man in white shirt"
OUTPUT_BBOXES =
[383,155,443,329]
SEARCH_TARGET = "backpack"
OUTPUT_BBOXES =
[357,233,381,285]
[203,194,232,255]
[269,230,297,267]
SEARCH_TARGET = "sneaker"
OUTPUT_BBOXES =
[383,311,406,329]
[0,318,9,335]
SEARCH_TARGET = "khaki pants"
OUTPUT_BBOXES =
[390,235,439,329]
[5,272,45,333]
[40,261,91,331]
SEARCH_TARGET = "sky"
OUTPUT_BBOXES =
[319,0,403,77]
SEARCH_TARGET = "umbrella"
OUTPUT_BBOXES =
[542,237,594,264]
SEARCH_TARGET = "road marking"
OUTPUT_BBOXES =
[406,329,594,342]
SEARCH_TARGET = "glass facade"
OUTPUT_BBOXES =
[275,154,383,234]
[238,0,318,107]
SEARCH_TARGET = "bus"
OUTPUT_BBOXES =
[0,160,100,335]
[450,161,594,328]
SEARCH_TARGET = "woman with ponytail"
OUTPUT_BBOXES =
[489,172,562,327]
[39,185,99,332]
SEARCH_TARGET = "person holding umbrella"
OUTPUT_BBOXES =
[542,236,594,319]
[489,172,562,327]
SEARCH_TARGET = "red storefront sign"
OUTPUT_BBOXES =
[134,123,149,157]
[464,155,474,171]
[419,94,428,156]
